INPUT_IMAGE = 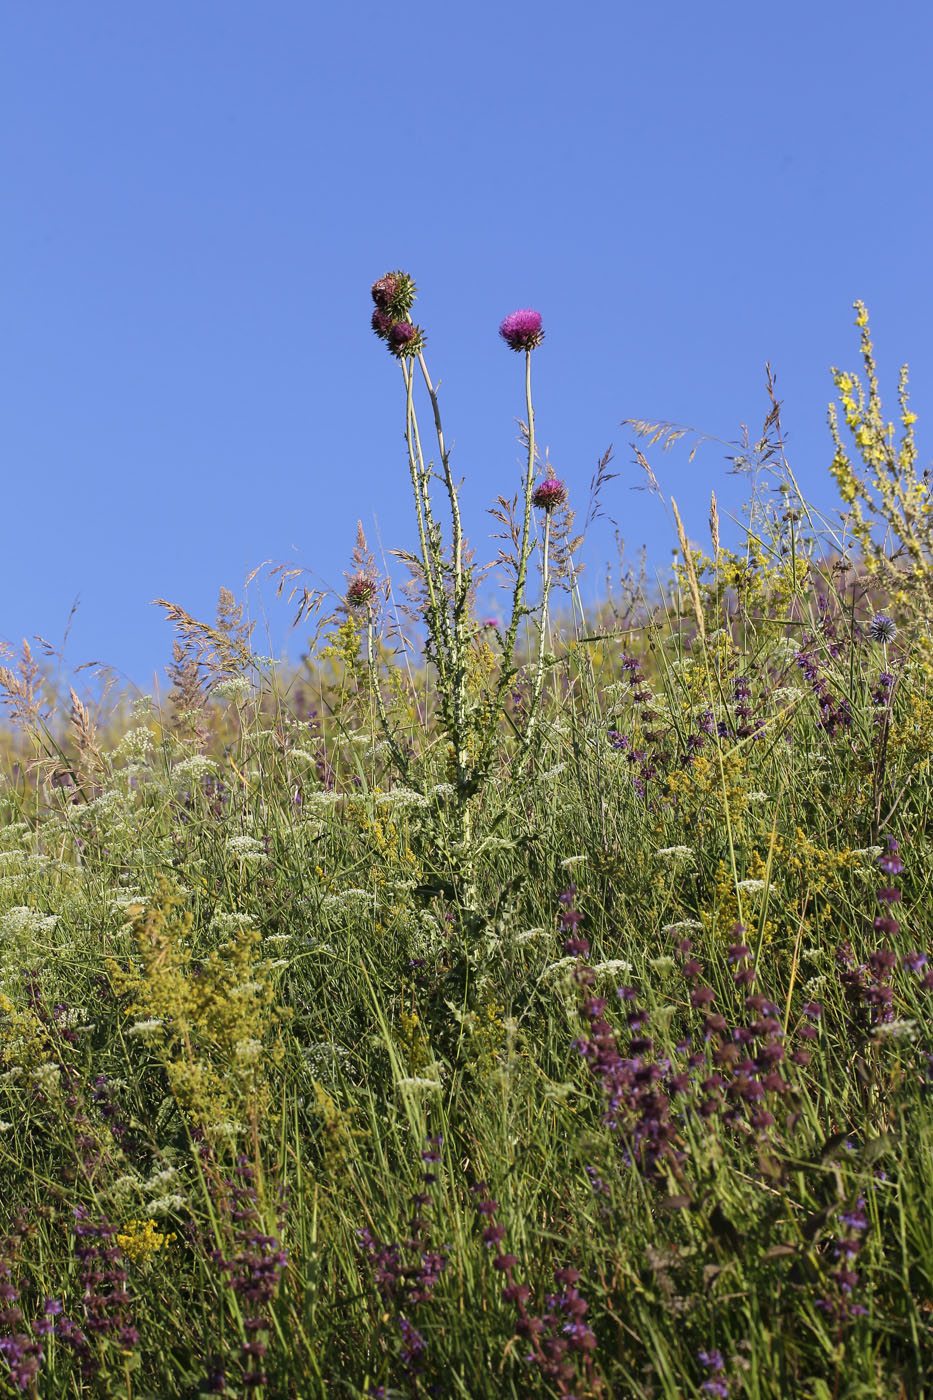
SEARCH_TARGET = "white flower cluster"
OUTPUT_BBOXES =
[213,676,252,701]
[172,755,218,785]
[210,911,255,935]
[320,888,375,915]
[113,726,155,763]
[225,835,268,863]
[655,846,695,863]
[0,907,59,940]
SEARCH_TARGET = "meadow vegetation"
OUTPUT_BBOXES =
[1,282,932,1397]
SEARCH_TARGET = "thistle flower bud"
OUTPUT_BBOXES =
[371,308,393,340]
[371,269,417,319]
[388,320,424,358]
[345,574,377,610]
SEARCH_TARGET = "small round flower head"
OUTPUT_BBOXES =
[868,614,897,644]
[345,573,377,610]
[371,308,393,340]
[499,308,544,351]
[388,320,425,358]
[371,269,417,319]
[532,477,567,512]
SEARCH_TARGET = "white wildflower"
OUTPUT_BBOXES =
[0,907,59,939]
[114,727,154,763]
[745,791,771,803]
[213,676,252,701]
[375,788,429,809]
[0,1122,13,1133]
[127,1019,164,1038]
[225,835,268,864]
[871,1019,918,1042]
[321,888,374,914]
[31,1062,61,1093]
[592,959,634,976]
[210,912,254,934]
[737,878,769,894]
[514,927,548,945]
[543,957,579,976]
[56,1006,88,1029]
[541,764,566,780]
[655,847,695,863]
[234,1038,264,1063]
[172,755,218,785]
[660,919,703,934]
[147,1193,187,1216]
[395,1077,442,1093]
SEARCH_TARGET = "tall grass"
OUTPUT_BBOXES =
[1,288,932,1397]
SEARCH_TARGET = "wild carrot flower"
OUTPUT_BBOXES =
[499,308,544,351]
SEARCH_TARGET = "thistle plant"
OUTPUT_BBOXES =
[366,274,555,903]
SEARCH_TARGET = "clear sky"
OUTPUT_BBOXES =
[3,2,931,692]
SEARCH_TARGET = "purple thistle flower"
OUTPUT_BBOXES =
[499,308,544,351]
[532,477,568,512]
[388,320,422,357]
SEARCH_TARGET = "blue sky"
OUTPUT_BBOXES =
[2,2,931,693]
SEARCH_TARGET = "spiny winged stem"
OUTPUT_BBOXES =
[525,508,553,749]
[400,357,472,838]
[365,610,410,781]
[477,347,539,774]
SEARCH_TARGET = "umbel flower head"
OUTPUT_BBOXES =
[532,477,567,512]
[499,308,544,351]
[868,614,897,644]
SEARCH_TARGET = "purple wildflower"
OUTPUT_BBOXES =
[532,477,568,512]
[499,308,544,351]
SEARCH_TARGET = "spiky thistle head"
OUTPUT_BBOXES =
[532,477,567,512]
[387,320,425,359]
[345,574,378,610]
[499,308,544,351]
[868,614,897,644]
[371,270,417,320]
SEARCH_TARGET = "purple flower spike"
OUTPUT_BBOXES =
[532,477,568,512]
[499,308,544,351]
